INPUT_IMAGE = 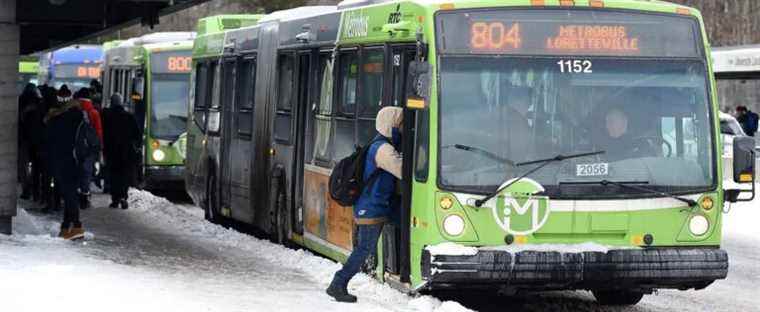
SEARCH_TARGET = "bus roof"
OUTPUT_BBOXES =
[712,45,760,77]
[119,32,196,48]
[103,40,123,51]
[50,44,103,65]
[195,0,703,58]
[143,40,195,53]
[193,15,264,58]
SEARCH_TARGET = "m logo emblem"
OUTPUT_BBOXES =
[488,178,551,235]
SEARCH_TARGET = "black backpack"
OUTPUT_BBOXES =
[329,136,389,207]
[73,111,101,164]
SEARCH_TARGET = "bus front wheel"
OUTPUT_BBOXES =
[592,290,645,306]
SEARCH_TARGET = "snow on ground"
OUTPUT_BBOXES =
[721,183,760,239]
[1,189,471,312]
[2,184,759,312]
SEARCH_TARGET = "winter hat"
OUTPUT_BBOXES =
[77,88,91,99]
[57,85,72,103]
[110,93,123,108]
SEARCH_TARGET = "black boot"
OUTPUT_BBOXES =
[120,199,129,210]
[326,279,357,303]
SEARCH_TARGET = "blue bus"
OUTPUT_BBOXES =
[38,44,103,91]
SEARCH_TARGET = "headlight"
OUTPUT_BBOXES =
[442,214,465,236]
[152,149,166,162]
[689,215,709,236]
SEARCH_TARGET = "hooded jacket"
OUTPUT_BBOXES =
[79,98,103,143]
[354,107,403,223]
[45,100,84,175]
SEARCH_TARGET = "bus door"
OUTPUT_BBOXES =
[219,58,237,217]
[383,46,416,282]
[291,50,315,236]
[221,56,256,222]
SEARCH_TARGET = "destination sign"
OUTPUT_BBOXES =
[438,9,700,57]
[55,64,100,79]
[151,51,192,74]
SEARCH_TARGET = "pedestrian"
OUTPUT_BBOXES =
[39,87,59,211]
[75,88,103,209]
[45,85,87,240]
[736,105,759,137]
[18,83,41,200]
[326,106,403,303]
[89,79,103,110]
[102,93,140,209]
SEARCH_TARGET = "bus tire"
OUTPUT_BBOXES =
[592,290,645,306]
[205,173,220,224]
[269,174,288,245]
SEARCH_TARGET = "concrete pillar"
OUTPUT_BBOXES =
[0,0,17,235]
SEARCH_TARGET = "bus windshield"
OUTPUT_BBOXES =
[438,57,715,198]
[150,74,189,140]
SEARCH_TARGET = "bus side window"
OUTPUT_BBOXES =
[312,54,334,166]
[358,48,386,144]
[236,57,255,138]
[193,62,208,131]
[207,61,221,133]
[275,54,295,144]
[335,50,360,164]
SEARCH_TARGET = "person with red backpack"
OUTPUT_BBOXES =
[75,88,103,209]
[326,106,403,303]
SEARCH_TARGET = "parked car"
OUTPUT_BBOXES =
[720,111,746,158]
[720,111,760,180]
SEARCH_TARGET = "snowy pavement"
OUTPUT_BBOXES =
[2,190,469,312]
[1,187,758,312]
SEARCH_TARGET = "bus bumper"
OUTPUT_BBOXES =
[421,247,728,291]
[143,165,185,190]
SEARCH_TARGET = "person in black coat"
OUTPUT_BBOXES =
[20,86,46,202]
[102,93,140,209]
[45,86,86,240]
[18,83,41,199]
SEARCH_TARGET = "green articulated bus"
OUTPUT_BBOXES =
[102,32,196,190]
[185,0,757,305]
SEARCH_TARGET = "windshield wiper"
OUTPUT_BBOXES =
[443,144,516,166]
[561,180,697,207]
[474,150,605,207]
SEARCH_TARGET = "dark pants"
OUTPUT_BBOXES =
[78,156,95,195]
[55,170,81,229]
[331,223,383,288]
[110,166,131,203]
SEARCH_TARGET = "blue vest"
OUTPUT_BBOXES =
[354,134,400,220]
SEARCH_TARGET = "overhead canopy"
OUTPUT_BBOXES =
[712,44,760,79]
[17,0,205,55]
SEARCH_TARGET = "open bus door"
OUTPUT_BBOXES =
[382,46,416,285]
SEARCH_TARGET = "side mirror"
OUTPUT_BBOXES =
[406,61,430,110]
[733,136,755,183]
[726,136,756,203]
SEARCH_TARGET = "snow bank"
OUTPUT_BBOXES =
[425,242,478,256]
[126,189,472,312]
[721,183,760,239]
